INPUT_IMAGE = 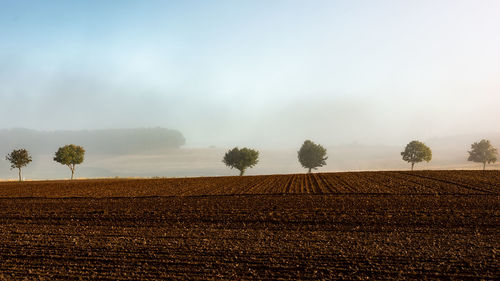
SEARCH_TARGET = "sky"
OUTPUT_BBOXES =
[1,0,500,148]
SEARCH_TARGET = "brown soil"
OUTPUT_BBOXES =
[0,171,498,280]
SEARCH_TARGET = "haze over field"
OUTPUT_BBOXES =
[0,129,498,180]
[1,1,499,179]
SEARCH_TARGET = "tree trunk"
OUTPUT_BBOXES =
[411,162,415,171]
[239,170,244,176]
[483,162,486,171]
[18,168,22,182]
[308,167,312,173]
[71,165,75,180]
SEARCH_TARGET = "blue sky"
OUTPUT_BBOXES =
[1,0,500,147]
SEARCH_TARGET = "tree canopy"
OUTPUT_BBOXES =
[401,140,432,170]
[297,140,327,173]
[53,144,85,180]
[5,148,32,181]
[467,139,497,170]
[223,147,259,176]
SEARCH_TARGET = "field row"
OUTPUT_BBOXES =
[0,170,498,197]
[0,195,498,280]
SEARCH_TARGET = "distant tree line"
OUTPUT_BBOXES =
[399,139,497,171]
[222,139,498,176]
[3,139,498,180]
[0,128,185,155]
[5,144,85,181]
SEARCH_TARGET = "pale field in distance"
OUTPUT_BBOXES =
[1,143,498,180]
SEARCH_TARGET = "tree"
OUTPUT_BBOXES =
[223,147,259,176]
[53,144,85,180]
[468,139,497,170]
[5,149,32,181]
[401,140,432,171]
[298,140,327,173]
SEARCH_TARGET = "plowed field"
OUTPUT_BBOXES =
[0,171,498,280]
[1,170,499,197]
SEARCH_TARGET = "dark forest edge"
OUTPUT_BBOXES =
[0,127,185,155]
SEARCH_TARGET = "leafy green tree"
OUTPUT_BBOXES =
[401,140,432,171]
[298,140,327,173]
[5,149,32,181]
[468,139,497,170]
[53,144,85,180]
[223,147,259,176]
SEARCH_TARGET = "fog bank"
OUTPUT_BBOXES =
[1,133,498,180]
